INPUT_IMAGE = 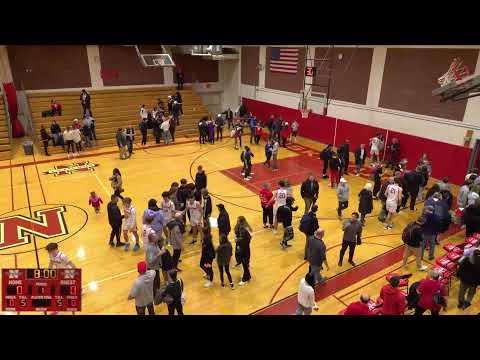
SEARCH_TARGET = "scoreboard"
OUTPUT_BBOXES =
[2,269,81,312]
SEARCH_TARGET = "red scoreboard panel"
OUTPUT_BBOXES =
[2,269,81,312]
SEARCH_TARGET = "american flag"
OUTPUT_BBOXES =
[269,48,299,74]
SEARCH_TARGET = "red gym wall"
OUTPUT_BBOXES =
[243,98,471,185]
[99,45,165,86]
[7,45,92,90]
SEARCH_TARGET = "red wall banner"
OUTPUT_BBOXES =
[2,82,24,138]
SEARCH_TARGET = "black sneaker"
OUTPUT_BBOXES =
[109,241,115,247]
[463,301,472,309]
[348,260,356,267]
[230,283,235,290]
[221,283,225,288]
[338,260,343,267]
[457,301,464,309]
[116,242,126,247]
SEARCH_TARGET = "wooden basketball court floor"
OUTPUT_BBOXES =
[0,135,476,315]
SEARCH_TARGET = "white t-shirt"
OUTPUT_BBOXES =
[370,137,379,152]
[63,130,73,141]
[49,251,73,269]
[386,184,401,203]
[142,224,155,249]
[275,189,288,207]
[72,129,82,143]
[123,206,137,229]
[298,278,315,308]
[187,201,202,225]
[291,121,299,132]
[161,120,170,132]
[140,108,147,119]
[161,199,175,222]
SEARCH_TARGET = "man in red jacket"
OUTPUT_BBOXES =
[379,277,407,315]
[343,294,373,315]
[414,270,448,315]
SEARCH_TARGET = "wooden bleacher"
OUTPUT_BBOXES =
[28,86,210,154]
[0,98,11,161]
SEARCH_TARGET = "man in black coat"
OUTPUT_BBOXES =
[222,108,234,130]
[403,167,425,211]
[320,144,333,179]
[307,229,329,284]
[195,165,207,193]
[172,101,181,125]
[216,204,231,237]
[175,67,184,90]
[107,195,125,247]
[301,205,320,260]
[80,89,92,117]
[40,125,52,156]
[354,144,367,176]
[139,118,148,146]
[337,139,350,175]
[300,173,319,214]
[237,101,247,118]
[266,115,274,141]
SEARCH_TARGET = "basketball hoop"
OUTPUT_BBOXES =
[438,57,470,87]
[301,109,310,118]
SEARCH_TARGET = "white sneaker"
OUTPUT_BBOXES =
[418,265,428,271]
[244,178,250,181]
[238,280,249,286]
[204,281,213,288]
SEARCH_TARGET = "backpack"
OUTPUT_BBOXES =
[299,214,313,234]
[406,281,421,309]
[402,221,420,246]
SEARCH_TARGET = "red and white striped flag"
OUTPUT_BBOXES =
[269,48,299,74]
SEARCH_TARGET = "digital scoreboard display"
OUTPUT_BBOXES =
[2,269,81,312]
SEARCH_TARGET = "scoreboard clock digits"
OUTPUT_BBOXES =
[2,268,81,312]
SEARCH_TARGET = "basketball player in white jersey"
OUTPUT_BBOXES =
[384,177,402,230]
[123,197,140,252]
[46,242,76,269]
[369,134,380,164]
[269,180,288,234]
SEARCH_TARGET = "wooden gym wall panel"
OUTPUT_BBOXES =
[379,48,479,121]
[99,45,164,86]
[171,54,219,83]
[241,46,260,86]
[265,47,306,93]
[313,47,373,105]
[7,45,91,90]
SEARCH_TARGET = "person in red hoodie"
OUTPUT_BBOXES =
[379,277,407,315]
[254,124,263,145]
[343,294,373,315]
[414,269,448,315]
[259,182,274,229]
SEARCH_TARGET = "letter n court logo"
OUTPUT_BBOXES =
[0,206,69,251]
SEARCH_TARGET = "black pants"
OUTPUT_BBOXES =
[218,264,233,285]
[152,269,161,293]
[244,162,252,178]
[170,128,175,142]
[200,133,207,144]
[414,307,439,316]
[401,190,409,208]
[360,212,367,224]
[136,303,155,315]
[177,81,184,90]
[172,249,181,269]
[109,224,121,244]
[42,140,49,155]
[255,135,261,144]
[82,104,92,117]
[339,241,356,263]
[409,189,419,210]
[167,301,184,315]
[250,131,255,144]
[74,141,82,152]
[262,206,273,225]
[216,127,223,140]
[65,140,74,153]
[200,263,214,281]
[241,257,251,282]
[373,180,381,198]
[141,131,147,145]
[127,139,133,154]
[264,154,271,167]
[343,157,349,174]
[91,128,97,140]
[322,159,329,177]
[337,201,349,216]
[114,189,124,200]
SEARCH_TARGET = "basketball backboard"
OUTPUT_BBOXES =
[432,74,480,102]
[134,46,175,68]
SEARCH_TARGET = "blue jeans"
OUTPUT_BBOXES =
[421,234,437,260]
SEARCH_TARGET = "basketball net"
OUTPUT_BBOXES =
[438,57,470,87]
[301,109,310,118]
